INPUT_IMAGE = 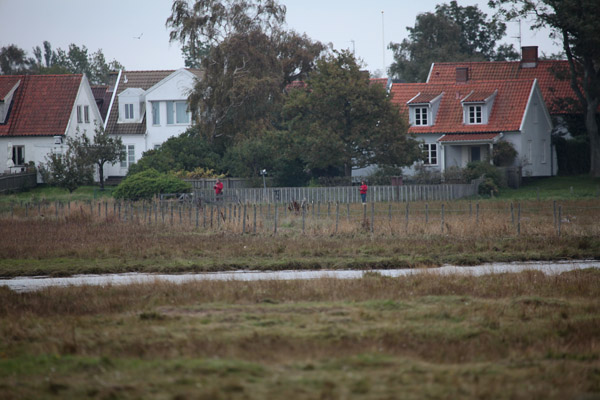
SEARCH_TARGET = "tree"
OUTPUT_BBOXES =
[389,1,519,82]
[166,0,286,64]
[84,125,124,190]
[489,0,600,176]
[283,50,421,177]
[113,169,192,201]
[0,45,34,74]
[38,131,94,193]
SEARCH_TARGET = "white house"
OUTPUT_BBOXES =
[0,74,102,182]
[103,68,202,178]
[390,76,556,177]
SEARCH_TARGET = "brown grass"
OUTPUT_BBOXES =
[0,270,599,399]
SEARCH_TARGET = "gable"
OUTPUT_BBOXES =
[0,74,83,137]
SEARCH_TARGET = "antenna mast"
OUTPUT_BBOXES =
[381,11,385,73]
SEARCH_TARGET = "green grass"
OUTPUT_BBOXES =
[497,175,600,200]
[0,185,115,204]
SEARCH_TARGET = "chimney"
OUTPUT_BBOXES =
[456,67,469,83]
[521,46,538,68]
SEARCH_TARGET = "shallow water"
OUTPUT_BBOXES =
[1,260,599,293]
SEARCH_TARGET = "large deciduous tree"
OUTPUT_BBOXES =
[489,0,600,176]
[283,50,420,177]
[389,1,519,82]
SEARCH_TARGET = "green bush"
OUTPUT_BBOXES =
[478,178,499,197]
[464,161,506,192]
[113,169,192,201]
[492,140,517,167]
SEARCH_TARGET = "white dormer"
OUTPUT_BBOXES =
[0,80,20,124]
[407,92,443,127]
[461,89,497,125]
[118,88,146,123]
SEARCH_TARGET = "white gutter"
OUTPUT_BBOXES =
[103,69,122,130]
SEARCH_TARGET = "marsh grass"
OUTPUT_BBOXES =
[1,270,599,399]
[1,199,599,277]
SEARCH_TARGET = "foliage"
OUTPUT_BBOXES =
[478,177,500,196]
[464,161,505,189]
[113,169,192,201]
[0,44,34,74]
[38,132,94,193]
[1,41,123,85]
[489,0,600,176]
[283,50,420,177]
[389,1,518,82]
[81,125,123,189]
[127,129,222,176]
[492,140,518,166]
[166,0,286,59]
[173,167,225,179]
[554,135,590,175]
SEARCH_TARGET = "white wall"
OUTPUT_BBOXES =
[519,84,553,177]
[103,134,147,178]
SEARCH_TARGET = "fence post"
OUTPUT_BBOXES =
[370,201,374,233]
[253,204,257,234]
[441,203,445,234]
[476,203,480,225]
[558,205,562,237]
[517,203,521,235]
[511,202,514,225]
[405,202,409,231]
[196,205,199,228]
[388,204,392,222]
[347,202,350,222]
[335,202,339,234]
[274,204,278,235]
[302,203,306,234]
[242,204,247,234]
[553,200,557,229]
[425,203,429,224]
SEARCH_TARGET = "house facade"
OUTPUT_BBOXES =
[390,77,556,177]
[0,74,102,182]
[103,68,202,178]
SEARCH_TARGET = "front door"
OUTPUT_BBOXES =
[471,146,481,162]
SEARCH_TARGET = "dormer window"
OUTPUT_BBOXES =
[407,92,443,127]
[461,90,497,125]
[468,105,482,124]
[124,104,134,120]
[415,107,429,126]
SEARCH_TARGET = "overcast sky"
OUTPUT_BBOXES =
[0,0,562,75]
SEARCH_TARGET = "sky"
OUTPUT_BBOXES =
[0,0,563,76]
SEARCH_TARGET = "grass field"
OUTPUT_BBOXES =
[1,270,599,399]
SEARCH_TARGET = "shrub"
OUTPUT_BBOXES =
[492,140,517,167]
[464,161,505,190]
[113,169,192,201]
[478,178,499,197]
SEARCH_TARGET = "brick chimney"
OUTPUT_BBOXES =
[456,67,469,83]
[521,46,538,68]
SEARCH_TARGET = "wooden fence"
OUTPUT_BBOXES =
[0,172,37,194]
[190,181,481,204]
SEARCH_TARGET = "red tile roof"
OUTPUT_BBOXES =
[390,79,535,135]
[0,74,83,137]
[438,133,500,142]
[428,60,577,114]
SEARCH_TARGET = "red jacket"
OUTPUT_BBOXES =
[214,181,223,195]
[360,184,368,194]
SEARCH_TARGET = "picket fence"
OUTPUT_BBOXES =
[189,181,482,204]
[0,172,37,194]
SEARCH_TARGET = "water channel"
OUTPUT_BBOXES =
[1,260,599,293]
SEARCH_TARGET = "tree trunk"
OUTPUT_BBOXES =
[588,100,600,177]
[344,162,352,177]
[98,162,105,190]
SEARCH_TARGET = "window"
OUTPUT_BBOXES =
[422,143,437,165]
[167,101,190,125]
[468,105,482,124]
[124,104,134,120]
[471,146,481,162]
[77,105,82,123]
[152,102,160,125]
[153,144,161,150]
[12,145,25,166]
[120,145,135,168]
[414,107,428,126]
[84,105,89,123]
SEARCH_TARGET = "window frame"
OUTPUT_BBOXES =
[120,144,135,168]
[124,103,134,120]
[152,101,160,125]
[84,105,90,123]
[167,101,190,125]
[12,145,25,166]
[76,105,82,123]
[414,107,429,126]
[467,105,483,124]
[421,143,438,165]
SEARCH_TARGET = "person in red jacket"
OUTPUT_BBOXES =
[360,180,368,203]
[214,179,223,200]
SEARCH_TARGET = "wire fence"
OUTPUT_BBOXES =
[3,198,600,238]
